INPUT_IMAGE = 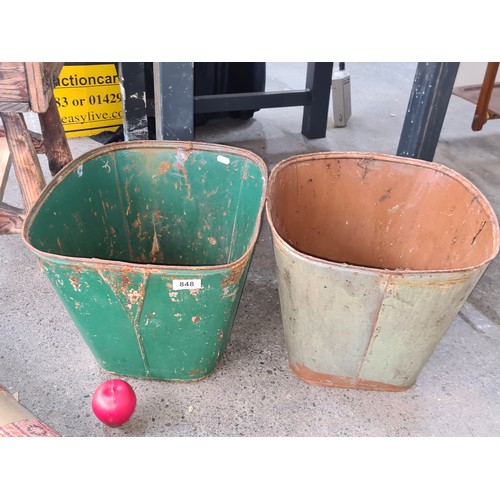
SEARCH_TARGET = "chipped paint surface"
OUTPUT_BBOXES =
[174,148,192,199]
[291,363,410,391]
[70,274,81,292]
[22,140,268,381]
[221,259,246,289]
[126,287,143,310]
[149,217,164,263]
[267,152,499,390]
[158,161,171,175]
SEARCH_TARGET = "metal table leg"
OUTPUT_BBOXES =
[120,63,333,141]
[118,62,149,141]
[397,62,460,161]
[153,62,194,141]
[301,62,334,139]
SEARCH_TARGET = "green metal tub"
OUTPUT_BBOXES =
[23,140,268,381]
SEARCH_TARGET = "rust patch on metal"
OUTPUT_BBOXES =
[290,363,411,392]
[121,274,132,290]
[159,161,171,175]
[132,212,141,229]
[208,237,217,245]
[69,274,81,292]
[189,369,201,376]
[150,218,164,263]
[174,152,192,199]
[221,259,246,289]
[124,177,132,215]
[217,330,224,342]
[221,260,246,301]
[154,209,164,221]
[191,316,201,324]
[126,284,144,310]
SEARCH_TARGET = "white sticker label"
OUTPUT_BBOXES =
[172,279,202,290]
[217,155,230,165]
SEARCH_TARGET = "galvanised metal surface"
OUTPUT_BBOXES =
[23,140,267,381]
[267,152,500,391]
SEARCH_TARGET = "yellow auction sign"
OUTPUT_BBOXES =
[53,64,123,138]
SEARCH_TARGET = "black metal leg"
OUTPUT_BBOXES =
[301,62,334,139]
[120,62,333,141]
[118,62,149,141]
[153,62,194,141]
[397,62,460,161]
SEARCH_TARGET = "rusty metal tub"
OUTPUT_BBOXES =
[23,140,267,381]
[266,152,500,391]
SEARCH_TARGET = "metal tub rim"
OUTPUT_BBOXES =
[23,140,268,272]
[266,151,500,275]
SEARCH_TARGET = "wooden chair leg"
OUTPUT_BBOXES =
[0,112,46,211]
[0,136,23,234]
[472,62,500,131]
[0,136,11,201]
[0,201,24,234]
[39,96,72,175]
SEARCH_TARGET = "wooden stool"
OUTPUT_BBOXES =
[0,62,72,235]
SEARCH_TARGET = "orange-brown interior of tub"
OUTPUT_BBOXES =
[268,155,499,271]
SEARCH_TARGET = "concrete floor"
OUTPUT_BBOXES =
[1,62,500,438]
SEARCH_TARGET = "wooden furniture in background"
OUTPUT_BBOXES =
[472,62,500,131]
[0,62,72,235]
[452,62,500,131]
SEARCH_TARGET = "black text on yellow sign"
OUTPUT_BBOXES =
[53,64,123,138]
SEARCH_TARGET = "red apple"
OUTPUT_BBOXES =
[91,379,137,427]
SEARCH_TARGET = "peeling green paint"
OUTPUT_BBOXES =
[24,141,267,381]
